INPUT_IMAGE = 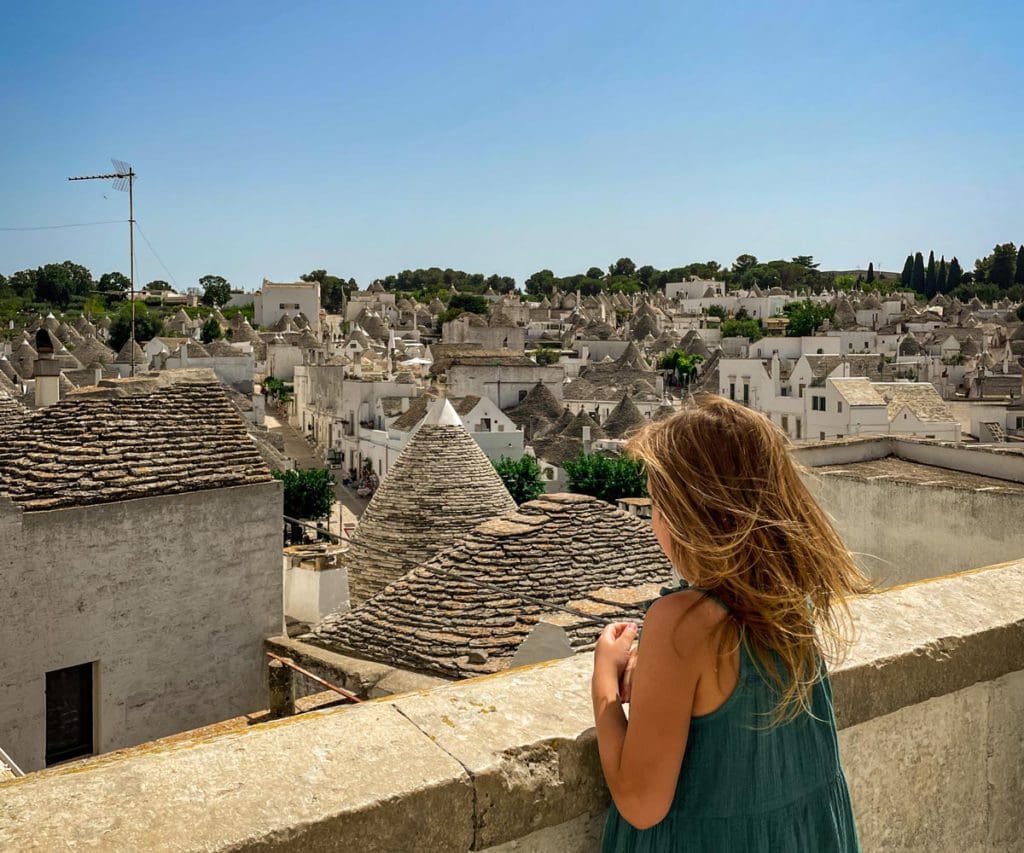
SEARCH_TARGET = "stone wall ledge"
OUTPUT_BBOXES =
[1,560,1021,852]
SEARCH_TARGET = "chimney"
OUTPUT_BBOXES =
[582,425,592,454]
[33,329,61,408]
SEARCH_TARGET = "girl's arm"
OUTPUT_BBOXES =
[592,590,710,831]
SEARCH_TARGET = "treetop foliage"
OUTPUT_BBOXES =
[273,467,336,521]
[564,453,647,505]
[493,455,546,504]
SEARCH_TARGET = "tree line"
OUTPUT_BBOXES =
[899,243,1024,301]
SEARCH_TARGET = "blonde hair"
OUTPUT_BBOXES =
[627,394,871,723]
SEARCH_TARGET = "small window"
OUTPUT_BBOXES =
[781,415,789,432]
[46,662,94,767]
[1016,417,1024,430]
[518,390,528,402]
[479,418,491,431]
[729,382,736,400]
[544,467,554,480]
[837,401,843,413]
[819,431,826,440]
[798,384,805,398]
[742,384,749,405]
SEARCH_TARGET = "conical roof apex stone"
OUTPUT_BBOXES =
[343,415,516,605]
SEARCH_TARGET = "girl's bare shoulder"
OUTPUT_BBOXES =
[643,589,729,655]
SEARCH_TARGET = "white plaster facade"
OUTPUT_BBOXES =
[0,482,282,773]
[255,280,321,333]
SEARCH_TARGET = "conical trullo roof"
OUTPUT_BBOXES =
[602,393,646,439]
[560,409,607,440]
[344,397,517,605]
[115,338,148,366]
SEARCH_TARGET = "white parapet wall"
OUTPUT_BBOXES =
[0,561,1022,851]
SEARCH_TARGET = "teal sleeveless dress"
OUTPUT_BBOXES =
[602,583,860,852]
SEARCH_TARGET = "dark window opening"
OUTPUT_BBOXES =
[45,662,94,766]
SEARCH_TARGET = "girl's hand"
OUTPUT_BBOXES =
[619,646,638,704]
[594,621,638,681]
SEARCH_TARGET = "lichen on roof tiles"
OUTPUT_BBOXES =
[341,414,517,605]
[305,493,672,679]
[0,377,271,510]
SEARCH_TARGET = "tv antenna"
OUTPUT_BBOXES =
[68,159,138,376]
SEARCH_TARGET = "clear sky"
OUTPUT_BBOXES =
[2,1,1022,291]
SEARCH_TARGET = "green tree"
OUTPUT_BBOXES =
[59,260,94,296]
[99,271,130,293]
[1017,304,1024,322]
[201,316,223,344]
[8,268,38,299]
[911,252,925,293]
[585,266,605,280]
[608,257,636,277]
[936,257,947,295]
[732,254,758,275]
[720,317,763,341]
[448,293,489,314]
[1016,246,1024,285]
[783,300,836,337]
[273,468,336,520]
[791,255,819,268]
[987,243,1017,289]
[706,304,728,319]
[199,274,232,307]
[533,347,560,365]
[525,269,556,297]
[865,262,875,284]
[301,269,356,313]
[925,251,937,297]
[108,302,163,351]
[901,255,914,288]
[564,453,647,505]
[492,455,545,504]
[657,349,703,386]
[34,263,74,308]
[947,257,962,292]
[145,279,172,292]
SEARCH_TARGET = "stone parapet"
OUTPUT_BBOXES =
[1,561,1022,851]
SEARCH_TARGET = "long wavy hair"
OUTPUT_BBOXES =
[626,394,871,723]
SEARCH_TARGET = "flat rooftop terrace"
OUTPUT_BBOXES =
[814,455,1024,494]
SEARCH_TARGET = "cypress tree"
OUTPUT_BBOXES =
[901,255,914,287]
[1016,245,1024,285]
[866,262,875,284]
[947,257,962,291]
[924,250,937,297]
[936,256,947,295]
[911,252,925,294]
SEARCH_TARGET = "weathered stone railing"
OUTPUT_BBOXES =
[1,561,1022,852]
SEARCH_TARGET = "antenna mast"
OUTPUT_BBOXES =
[69,160,137,376]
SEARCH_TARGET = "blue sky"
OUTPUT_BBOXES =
[1,1,1021,291]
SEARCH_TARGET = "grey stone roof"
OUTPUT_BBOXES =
[306,493,672,678]
[343,402,517,605]
[114,339,148,365]
[804,354,885,385]
[602,393,646,439]
[71,336,115,366]
[504,382,564,437]
[874,383,956,423]
[0,374,271,510]
[0,390,28,435]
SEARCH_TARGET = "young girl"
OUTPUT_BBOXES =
[593,395,867,851]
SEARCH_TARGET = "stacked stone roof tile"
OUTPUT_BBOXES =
[343,400,517,605]
[0,378,271,510]
[306,493,672,678]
